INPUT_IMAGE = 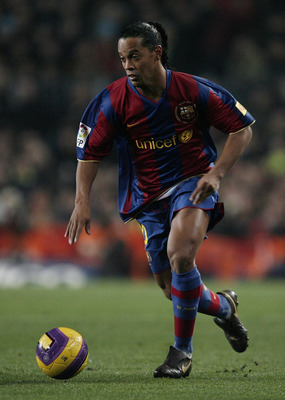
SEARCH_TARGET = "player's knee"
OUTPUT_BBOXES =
[167,236,199,274]
[168,250,195,274]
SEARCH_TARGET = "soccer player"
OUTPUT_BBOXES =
[65,21,255,378]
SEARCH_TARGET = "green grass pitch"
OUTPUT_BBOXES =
[0,279,284,400]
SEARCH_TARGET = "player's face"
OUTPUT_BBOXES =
[118,37,160,88]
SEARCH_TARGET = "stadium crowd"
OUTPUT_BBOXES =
[0,0,285,277]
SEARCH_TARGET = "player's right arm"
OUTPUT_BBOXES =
[65,161,98,245]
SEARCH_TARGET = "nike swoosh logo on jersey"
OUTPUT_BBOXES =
[126,117,148,128]
[127,121,141,128]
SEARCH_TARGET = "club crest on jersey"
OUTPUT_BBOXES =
[77,123,91,148]
[175,101,197,124]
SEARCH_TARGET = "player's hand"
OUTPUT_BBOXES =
[190,174,220,205]
[64,203,91,245]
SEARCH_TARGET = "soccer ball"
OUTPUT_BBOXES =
[36,327,89,379]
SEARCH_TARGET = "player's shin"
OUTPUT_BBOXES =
[171,268,202,355]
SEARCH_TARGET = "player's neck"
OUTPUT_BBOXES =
[137,66,167,102]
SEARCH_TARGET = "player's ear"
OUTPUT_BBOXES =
[154,45,162,61]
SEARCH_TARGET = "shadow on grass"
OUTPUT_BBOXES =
[0,360,261,386]
[0,369,154,386]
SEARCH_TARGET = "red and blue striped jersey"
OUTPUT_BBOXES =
[76,69,255,222]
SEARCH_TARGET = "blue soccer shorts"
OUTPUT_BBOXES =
[136,176,224,275]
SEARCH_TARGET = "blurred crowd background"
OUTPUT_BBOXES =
[0,0,285,282]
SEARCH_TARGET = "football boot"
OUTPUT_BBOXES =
[154,346,192,378]
[214,290,249,353]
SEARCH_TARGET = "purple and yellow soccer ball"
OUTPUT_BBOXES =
[36,327,89,379]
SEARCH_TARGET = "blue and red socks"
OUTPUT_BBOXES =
[198,284,231,319]
[171,268,202,356]
[171,267,232,356]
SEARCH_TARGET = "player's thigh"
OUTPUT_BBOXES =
[167,207,209,266]
[136,201,171,275]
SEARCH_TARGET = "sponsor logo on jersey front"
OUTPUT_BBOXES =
[77,123,91,148]
[135,130,193,150]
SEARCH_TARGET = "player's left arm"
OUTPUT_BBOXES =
[190,125,253,205]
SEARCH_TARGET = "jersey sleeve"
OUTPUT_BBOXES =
[76,89,117,161]
[195,76,255,134]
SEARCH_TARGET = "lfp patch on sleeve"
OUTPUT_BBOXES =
[235,101,247,116]
[77,123,91,148]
